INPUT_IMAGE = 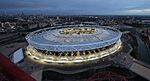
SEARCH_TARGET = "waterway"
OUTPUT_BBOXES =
[130,29,150,64]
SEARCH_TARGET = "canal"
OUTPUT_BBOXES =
[130,29,150,64]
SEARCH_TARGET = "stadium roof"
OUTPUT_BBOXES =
[26,26,122,51]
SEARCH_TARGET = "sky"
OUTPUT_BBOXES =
[0,0,150,15]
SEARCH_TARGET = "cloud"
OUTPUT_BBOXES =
[127,9,150,13]
[0,0,150,15]
[121,9,150,15]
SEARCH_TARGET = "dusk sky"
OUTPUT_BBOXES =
[0,0,150,15]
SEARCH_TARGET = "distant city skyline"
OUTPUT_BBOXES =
[0,0,150,15]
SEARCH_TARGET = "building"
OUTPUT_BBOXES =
[25,25,122,65]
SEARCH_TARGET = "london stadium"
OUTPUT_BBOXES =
[25,25,122,65]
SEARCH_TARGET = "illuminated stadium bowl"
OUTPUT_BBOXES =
[25,26,122,64]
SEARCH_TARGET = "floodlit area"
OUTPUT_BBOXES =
[25,26,122,65]
[25,40,121,64]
